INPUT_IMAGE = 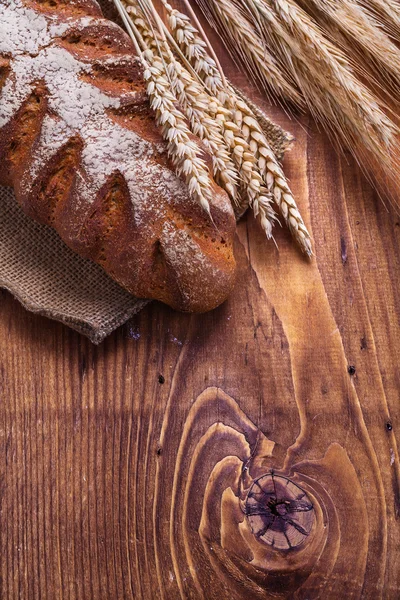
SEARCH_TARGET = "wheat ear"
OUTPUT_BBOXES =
[359,0,400,41]
[195,0,303,106]
[205,91,278,237]
[143,52,214,213]
[233,98,311,255]
[166,61,239,199]
[124,2,239,200]
[220,114,278,235]
[113,0,214,214]
[162,2,227,101]
[165,1,311,252]
[299,0,400,94]
[231,86,294,161]
[164,4,294,159]
[235,0,399,184]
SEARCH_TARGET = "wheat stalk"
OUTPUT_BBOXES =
[195,0,304,106]
[113,0,214,214]
[233,98,311,254]
[210,0,399,195]
[162,2,227,101]
[114,0,312,252]
[120,0,278,239]
[124,0,278,238]
[253,0,397,145]
[113,0,400,254]
[298,0,400,94]
[231,86,294,161]
[164,1,311,252]
[124,1,239,200]
[359,0,400,41]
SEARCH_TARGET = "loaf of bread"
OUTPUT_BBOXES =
[0,0,236,312]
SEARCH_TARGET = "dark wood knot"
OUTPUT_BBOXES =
[245,473,314,550]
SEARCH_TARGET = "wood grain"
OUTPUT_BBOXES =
[1,5,400,599]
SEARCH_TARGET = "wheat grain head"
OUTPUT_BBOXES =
[359,0,400,41]
[298,0,400,95]
[113,0,215,214]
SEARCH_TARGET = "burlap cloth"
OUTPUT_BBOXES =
[0,186,149,343]
[0,0,291,343]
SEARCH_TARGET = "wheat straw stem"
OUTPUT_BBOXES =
[112,0,143,54]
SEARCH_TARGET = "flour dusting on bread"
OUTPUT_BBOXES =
[0,0,67,55]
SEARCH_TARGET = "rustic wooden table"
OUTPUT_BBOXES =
[1,9,400,599]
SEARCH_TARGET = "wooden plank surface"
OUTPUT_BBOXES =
[1,7,400,599]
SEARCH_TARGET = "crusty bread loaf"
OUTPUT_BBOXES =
[0,0,236,312]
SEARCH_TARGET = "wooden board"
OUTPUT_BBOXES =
[1,6,400,599]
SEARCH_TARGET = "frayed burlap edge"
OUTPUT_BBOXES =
[1,278,149,344]
[0,186,149,344]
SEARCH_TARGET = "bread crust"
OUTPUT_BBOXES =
[0,0,236,312]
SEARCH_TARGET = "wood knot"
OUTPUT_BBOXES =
[245,473,314,551]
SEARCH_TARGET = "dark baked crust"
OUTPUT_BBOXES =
[0,0,236,312]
